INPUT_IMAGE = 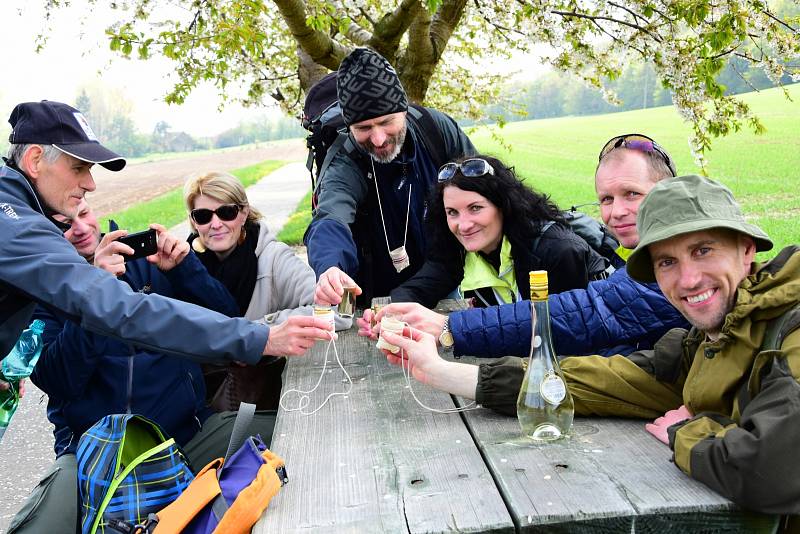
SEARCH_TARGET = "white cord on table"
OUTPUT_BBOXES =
[279,336,353,415]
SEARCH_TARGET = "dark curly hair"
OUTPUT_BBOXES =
[425,154,565,265]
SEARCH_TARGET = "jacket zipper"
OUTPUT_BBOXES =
[126,344,135,414]
[186,370,202,431]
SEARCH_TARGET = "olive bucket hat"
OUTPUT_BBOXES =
[626,174,772,283]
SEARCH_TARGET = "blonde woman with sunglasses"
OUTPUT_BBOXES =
[184,171,318,411]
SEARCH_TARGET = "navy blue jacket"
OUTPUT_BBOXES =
[304,108,475,302]
[31,250,237,457]
[450,266,689,358]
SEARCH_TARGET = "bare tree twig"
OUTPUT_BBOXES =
[552,10,662,41]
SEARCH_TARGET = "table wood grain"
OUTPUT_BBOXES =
[255,329,514,533]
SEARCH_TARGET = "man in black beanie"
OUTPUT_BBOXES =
[306,47,475,307]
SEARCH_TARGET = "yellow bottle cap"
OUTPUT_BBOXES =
[529,270,549,300]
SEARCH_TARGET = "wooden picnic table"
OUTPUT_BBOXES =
[255,324,776,533]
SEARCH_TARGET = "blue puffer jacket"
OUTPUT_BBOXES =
[449,266,689,358]
[31,248,238,457]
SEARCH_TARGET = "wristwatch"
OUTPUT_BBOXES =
[438,316,454,350]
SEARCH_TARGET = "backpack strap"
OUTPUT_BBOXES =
[224,402,256,465]
[761,303,800,352]
[530,220,556,257]
[152,461,223,533]
[407,104,449,169]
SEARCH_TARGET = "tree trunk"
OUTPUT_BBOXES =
[298,46,330,92]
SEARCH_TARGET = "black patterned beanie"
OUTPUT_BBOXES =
[337,48,409,126]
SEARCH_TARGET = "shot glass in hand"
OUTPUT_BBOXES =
[313,305,336,332]
[370,296,392,328]
[338,285,358,318]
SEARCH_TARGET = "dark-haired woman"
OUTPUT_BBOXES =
[389,155,608,308]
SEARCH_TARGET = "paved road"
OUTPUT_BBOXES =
[0,160,309,532]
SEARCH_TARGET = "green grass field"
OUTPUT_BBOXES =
[99,160,287,231]
[468,84,800,258]
[280,85,800,256]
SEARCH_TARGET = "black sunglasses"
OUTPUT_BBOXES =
[598,133,677,177]
[438,158,495,182]
[190,204,241,225]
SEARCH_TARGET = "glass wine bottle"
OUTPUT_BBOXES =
[516,271,574,441]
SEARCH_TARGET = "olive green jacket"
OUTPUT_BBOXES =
[477,246,800,514]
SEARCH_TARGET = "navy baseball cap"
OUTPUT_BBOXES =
[8,100,126,172]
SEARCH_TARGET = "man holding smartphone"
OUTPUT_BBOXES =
[12,199,273,532]
[0,101,332,373]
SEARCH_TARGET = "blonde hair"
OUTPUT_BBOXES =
[183,171,263,233]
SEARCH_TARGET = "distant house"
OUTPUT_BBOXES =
[165,132,196,153]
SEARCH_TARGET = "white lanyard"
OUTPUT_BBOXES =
[370,158,411,273]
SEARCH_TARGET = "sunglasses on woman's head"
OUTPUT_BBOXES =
[438,158,495,182]
[598,133,677,177]
[190,204,241,225]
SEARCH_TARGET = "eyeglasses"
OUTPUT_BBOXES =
[598,133,677,177]
[190,204,241,225]
[438,158,495,182]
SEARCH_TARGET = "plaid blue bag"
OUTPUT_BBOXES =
[77,414,194,534]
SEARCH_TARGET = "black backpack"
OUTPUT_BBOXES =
[301,72,449,210]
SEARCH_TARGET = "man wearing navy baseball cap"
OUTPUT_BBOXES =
[4,100,126,223]
[0,102,335,527]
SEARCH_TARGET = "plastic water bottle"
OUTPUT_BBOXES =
[2,319,45,379]
[0,320,45,442]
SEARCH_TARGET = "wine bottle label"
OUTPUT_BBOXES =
[539,372,566,405]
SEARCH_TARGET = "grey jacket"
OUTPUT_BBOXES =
[246,221,315,324]
[248,221,351,330]
[0,164,268,364]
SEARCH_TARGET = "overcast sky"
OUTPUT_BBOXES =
[0,2,268,137]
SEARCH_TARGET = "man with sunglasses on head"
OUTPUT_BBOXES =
[305,48,475,308]
[0,102,333,388]
[366,133,688,359]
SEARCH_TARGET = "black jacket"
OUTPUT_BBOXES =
[304,107,475,302]
[391,222,606,307]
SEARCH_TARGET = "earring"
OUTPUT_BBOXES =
[191,236,206,253]
[237,225,247,246]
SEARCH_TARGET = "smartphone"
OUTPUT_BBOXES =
[116,229,158,262]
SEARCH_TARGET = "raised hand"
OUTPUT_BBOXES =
[374,302,447,343]
[263,315,337,357]
[148,223,189,271]
[314,266,361,306]
[93,229,132,277]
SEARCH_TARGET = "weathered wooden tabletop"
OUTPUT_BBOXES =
[255,327,775,533]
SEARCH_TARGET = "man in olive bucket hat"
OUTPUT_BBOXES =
[380,175,800,524]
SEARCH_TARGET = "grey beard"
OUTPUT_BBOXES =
[368,126,407,164]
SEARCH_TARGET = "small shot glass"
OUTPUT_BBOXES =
[338,285,358,318]
[369,296,392,327]
[313,305,336,332]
